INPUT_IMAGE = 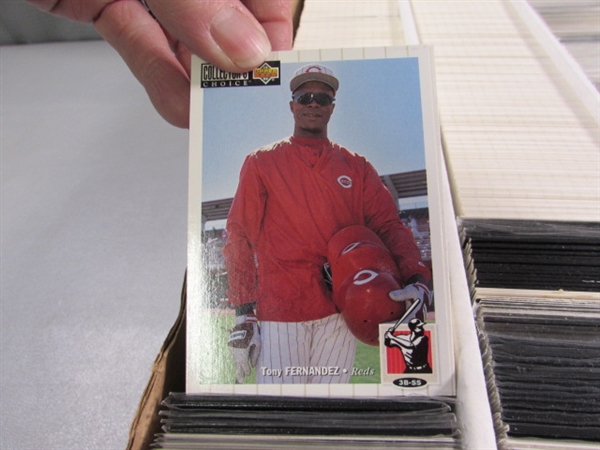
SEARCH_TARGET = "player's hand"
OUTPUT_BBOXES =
[26,0,294,128]
[388,281,431,316]
[228,314,261,383]
[383,329,393,345]
[389,281,430,303]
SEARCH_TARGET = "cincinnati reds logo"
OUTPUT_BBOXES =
[353,270,378,285]
[337,175,353,189]
[304,65,324,73]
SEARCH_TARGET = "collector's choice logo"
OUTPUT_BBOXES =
[201,61,280,88]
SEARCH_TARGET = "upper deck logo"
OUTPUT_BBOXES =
[253,62,280,85]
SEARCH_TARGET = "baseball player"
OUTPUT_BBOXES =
[224,64,431,384]
[384,318,432,374]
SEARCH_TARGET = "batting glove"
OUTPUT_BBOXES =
[228,314,261,384]
[388,281,431,320]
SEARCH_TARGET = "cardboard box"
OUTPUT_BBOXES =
[126,277,187,450]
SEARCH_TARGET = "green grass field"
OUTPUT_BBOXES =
[350,341,381,383]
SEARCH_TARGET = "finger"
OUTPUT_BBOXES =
[241,360,251,378]
[174,42,194,79]
[94,0,190,128]
[244,0,294,50]
[147,0,271,72]
[235,367,244,384]
[389,288,412,302]
[250,344,260,367]
[25,0,112,22]
[159,24,194,76]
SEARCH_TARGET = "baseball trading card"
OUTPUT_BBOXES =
[186,47,456,398]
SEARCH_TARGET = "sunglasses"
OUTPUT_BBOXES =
[292,92,335,106]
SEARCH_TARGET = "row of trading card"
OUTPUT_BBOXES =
[475,293,600,449]
[462,218,599,449]
[460,219,599,293]
[151,393,460,449]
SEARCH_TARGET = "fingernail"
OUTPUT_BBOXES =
[211,6,271,69]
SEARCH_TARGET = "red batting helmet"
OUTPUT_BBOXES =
[327,225,406,345]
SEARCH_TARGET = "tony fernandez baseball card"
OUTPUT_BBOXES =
[187,47,456,398]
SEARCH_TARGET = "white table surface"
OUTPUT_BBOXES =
[1,40,189,449]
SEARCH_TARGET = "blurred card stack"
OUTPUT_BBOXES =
[152,394,459,449]
[401,0,599,448]
[461,219,599,449]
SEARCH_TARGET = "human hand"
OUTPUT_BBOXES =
[26,0,295,128]
[389,281,431,305]
[388,281,432,322]
[227,314,261,383]
[383,329,393,344]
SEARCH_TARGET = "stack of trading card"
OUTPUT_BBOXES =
[475,295,600,449]
[151,393,460,449]
[460,219,599,293]
[461,219,600,449]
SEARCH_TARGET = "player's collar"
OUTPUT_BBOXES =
[290,135,330,147]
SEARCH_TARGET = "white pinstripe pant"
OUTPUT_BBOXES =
[257,313,357,384]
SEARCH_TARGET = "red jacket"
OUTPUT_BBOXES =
[223,136,430,322]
